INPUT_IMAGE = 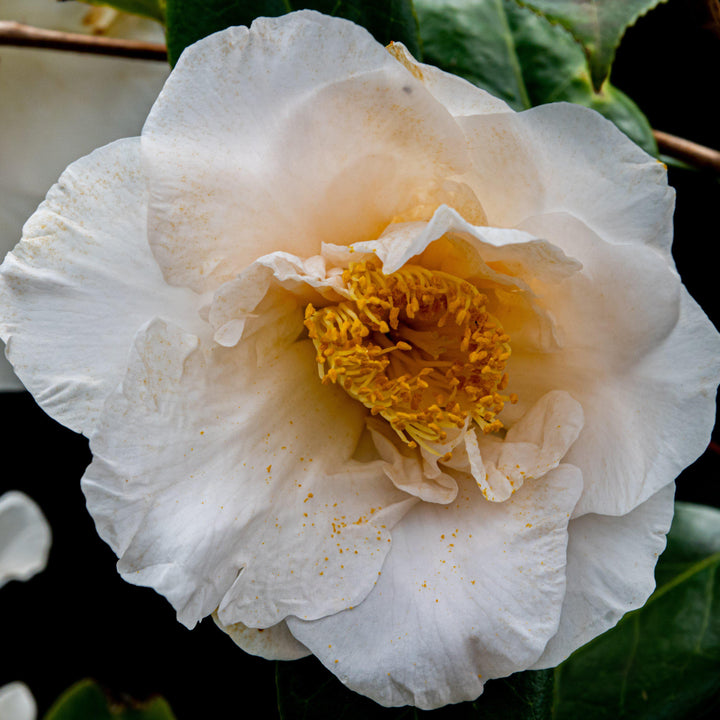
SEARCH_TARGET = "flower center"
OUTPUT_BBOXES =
[304,259,516,452]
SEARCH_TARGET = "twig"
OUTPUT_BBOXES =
[0,20,167,61]
[654,130,720,173]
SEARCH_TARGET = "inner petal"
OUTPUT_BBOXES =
[304,258,517,452]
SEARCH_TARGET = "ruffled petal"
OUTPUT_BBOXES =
[325,204,581,353]
[83,319,415,629]
[368,419,460,504]
[533,482,676,668]
[213,613,310,661]
[142,11,470,293]
[470,390,584,501]
[287,466,583,709]
[0,682,36,720]
[459,103,675,254]
[0,2,167,390]
[0,139,203,435]
[0,491,51,589]
[509,213,720,516]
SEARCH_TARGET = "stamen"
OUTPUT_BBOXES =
[304,258,515,451]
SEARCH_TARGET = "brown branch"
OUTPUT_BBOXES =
[654,130,720,173]
[0,20,167,61]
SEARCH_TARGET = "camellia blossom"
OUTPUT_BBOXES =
[1,10,719,709]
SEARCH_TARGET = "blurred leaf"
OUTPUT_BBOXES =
[276,656,553,719]
[553,502,720,719]
[415,0,656,155]
[513,0,669,90]
[79,1,167,23]
[165,0,420,66]
[43,679,176,720]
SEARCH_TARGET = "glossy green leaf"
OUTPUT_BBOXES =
[79,1,167,23]
[514,0,669,90]
[165,0,420,67]
[415,0,656,155]
[553,502,720,719]
[276,656,553,719]
[43,679,176,720]
[469,669,554,719]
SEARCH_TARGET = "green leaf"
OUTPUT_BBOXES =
[513,0,669,90]
[43,679,177,720]
[165,1,420,67]
[415,0,656,155]
[470,670,554,719]
[78,1,167,23]
[553,502,720,720]
[276,656,553,719]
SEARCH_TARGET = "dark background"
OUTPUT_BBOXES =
[2,0,719,717]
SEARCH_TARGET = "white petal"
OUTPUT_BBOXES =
[0,491,51,589]
[213,613,310,661]
[386,42,513,117]
[0,2,167,390]
[0,139,203,435]
[368,419,460,504]
[0,682,36,720]
[460,103,675,254]
[533,482,675,668]
[470,390,584,502]
[208,251,344,351]
[509,213,720,516]
[142,11,470,293]
[287,466,583,709]
[83,319,415,629]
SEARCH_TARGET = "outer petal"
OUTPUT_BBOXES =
[509,213,720,516]
[0,1,168,390]
[0,139,203,435]
[460,103,675,254]
[533,483,676,668]
[386,42,513,117]
[142,11,471,293]
[287,466,583,709]
[0,683,36,720]
[213,613,310,661]
[0,491,51,589]
[83,319,415,629]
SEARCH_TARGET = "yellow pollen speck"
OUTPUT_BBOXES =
[304,258,514,452]
[266,465,272,473]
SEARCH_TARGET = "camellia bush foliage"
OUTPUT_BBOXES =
[1,1,719,718]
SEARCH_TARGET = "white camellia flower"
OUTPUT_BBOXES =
[1,10,719,709]
[0,0,168,389]
[0,491,51,589]
[0,682,36,720]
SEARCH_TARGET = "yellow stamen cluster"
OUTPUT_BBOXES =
[304,259,516,451]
